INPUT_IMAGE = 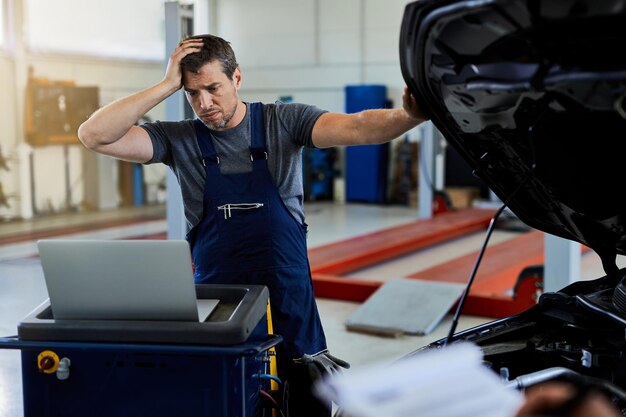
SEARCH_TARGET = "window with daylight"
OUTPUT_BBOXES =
[24,0,170,60]
[0,1,5,46]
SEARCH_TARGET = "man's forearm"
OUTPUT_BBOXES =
[78,80,178,149]
[312,107,426,148]
[354,108,424,144]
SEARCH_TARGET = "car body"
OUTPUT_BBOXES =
[399,0,626,404]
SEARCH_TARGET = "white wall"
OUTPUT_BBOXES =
[0,53,18,217]
[217,0,419,202]
[219,0,413,113]
[0,0,417,219]
[29,55,167,214]
[0,53,165,219]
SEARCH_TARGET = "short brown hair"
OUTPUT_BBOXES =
[180,34,239,80]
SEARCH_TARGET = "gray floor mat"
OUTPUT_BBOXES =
[345,278,466,336]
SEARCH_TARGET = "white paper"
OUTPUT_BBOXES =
[316,343,523,417]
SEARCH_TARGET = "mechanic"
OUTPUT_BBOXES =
[77,34,426,417]
[515,382,622,417]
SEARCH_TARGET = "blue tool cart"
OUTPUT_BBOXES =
[0,285,282,417]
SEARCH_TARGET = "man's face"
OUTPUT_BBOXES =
[183,60,242,130]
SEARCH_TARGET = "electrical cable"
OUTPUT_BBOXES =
[257,373,282,385]
[259,389,286,417]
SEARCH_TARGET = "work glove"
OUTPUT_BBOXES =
[294,350,350,382]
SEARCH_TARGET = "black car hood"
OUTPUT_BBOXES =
[400,0,626,276]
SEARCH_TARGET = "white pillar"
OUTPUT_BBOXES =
[544,233,581,293]
[164,1,193,240]
[193,0,210,34]
[417,122,435,219]
[10,0,34,219]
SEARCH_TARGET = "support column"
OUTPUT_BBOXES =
[194,0,211,34]
[10,0,34,219]
[417,122,436,219]
[544,233,581,293]
[164,1,194,240]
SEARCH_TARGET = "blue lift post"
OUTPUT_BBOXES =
[344,85,390,204]
[132,163,144,207]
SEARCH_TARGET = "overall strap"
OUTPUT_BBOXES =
[193,119,220,165]
[249,102,269,162]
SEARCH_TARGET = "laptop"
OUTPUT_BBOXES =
[37,239,218,322]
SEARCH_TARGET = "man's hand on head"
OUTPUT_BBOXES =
[163,38,204,91]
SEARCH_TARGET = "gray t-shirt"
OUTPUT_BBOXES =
[142,101,327,231]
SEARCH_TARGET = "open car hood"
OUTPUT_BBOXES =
[400,0,626,275]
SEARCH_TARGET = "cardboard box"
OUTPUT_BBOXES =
[445,187,481,209]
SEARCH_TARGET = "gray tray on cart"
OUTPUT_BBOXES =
[17,284,269,346]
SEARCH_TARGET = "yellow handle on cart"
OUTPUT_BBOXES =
[266,301,278,391]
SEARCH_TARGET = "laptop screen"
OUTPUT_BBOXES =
[37,239,217,322]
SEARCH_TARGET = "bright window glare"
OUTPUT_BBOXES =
[0,3,4,46]
[25,0,167,60]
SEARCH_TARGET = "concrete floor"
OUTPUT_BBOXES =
[0,202,618,416]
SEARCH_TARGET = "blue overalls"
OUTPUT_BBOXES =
[187,103,330,416]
